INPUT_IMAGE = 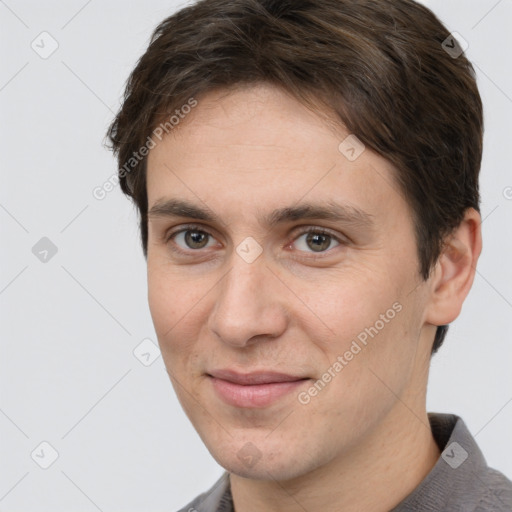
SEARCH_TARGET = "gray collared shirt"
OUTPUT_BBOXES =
[177,413,512,511]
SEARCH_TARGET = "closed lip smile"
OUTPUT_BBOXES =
[207,369,310,408]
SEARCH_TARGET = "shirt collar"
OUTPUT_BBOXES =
[391,412,488,511]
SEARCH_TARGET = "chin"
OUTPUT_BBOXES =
[208,439,322,482]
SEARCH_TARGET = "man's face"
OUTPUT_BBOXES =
[146,84,434,480]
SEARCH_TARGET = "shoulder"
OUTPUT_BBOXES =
[471,466,512,511]
[393,413,512,511]
[176,472,232,512]
[431,412,512,511]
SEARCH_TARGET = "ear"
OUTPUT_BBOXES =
[424,208,482,327]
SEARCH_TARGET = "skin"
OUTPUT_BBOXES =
[145,83,482,512]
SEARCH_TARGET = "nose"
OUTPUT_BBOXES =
[207,250,288,348]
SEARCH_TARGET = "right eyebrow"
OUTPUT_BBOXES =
[148,198,220,223]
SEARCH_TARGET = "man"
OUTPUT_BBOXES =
[106,0,512,510]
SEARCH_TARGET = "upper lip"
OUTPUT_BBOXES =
[208,369,309,385]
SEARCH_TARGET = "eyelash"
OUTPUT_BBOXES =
[164,223,346,258]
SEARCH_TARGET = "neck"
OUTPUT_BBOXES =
[230,401,441,512]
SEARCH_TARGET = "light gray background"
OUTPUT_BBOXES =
[1,1,511,511]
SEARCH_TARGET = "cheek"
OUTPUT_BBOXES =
[147,269,174,337]
[302,306,417,442]
[305,267,416,391]
[147,254,194,331]
[301,267,398,345]
[147,266,211,368]
[147,265,191,365]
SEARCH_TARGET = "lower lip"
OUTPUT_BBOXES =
[209,376,309,408]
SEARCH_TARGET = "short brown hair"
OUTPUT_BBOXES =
[106,0,483,354]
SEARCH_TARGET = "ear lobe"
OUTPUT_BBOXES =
[424,208,482,328]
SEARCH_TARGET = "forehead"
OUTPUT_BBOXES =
[146,84,405,226]
[155,84,344,157]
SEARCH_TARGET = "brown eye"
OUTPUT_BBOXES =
[169,228,216,251]
[293,229,341,254]
[305,232,332,252]
[184,230,210,249]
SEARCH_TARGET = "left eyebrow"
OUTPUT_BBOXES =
[147,198,375,231]
[262,201,375,231]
